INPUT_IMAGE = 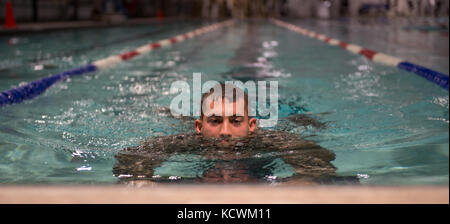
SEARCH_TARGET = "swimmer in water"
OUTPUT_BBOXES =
[113,83,358,186]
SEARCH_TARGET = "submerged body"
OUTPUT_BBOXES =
[113,130,358,185]
[114,83,357,185]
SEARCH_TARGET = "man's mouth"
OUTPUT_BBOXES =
[220,139,231,145]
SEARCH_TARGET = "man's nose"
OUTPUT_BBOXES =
[219,121,232,138]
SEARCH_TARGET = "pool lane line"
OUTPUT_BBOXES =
[270,18,449,91]
[28,25,177,64]
[92,19,234,69]
[0,20,235,107]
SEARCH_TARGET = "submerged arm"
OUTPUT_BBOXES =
[112,145,164,184]
[264,131,337,183]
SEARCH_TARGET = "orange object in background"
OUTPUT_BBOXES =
[157,8,164,20]
[3,0,17,29]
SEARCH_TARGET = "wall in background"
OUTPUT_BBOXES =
[0,0,448,23]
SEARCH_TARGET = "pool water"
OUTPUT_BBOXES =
[0,19,448,185]
[291,17,449,75]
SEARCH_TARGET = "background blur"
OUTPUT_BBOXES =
[1,0,448,23]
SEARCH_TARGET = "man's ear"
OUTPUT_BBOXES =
[195,119,203,134]
[248,117,257,133]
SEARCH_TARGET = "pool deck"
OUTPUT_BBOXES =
[0,185,448,204]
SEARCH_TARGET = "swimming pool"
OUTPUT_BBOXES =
[0,19,448,185]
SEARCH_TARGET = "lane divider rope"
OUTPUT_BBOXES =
[0,20,235,107]
[270,18,449,90]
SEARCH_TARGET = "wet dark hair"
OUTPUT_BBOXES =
[200,82,249,119]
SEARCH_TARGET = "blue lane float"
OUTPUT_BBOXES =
[398,62,449,90]
[0,20,235,107]
[271,19,449,91]
[0,64,97,107]
[1,20,448,107]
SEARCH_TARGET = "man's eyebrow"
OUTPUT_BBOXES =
[206,114,222,118]
[229,115,244,119]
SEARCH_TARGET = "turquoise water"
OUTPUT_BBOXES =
[0,19,448,185]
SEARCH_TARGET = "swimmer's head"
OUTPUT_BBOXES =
[195,83,257,139]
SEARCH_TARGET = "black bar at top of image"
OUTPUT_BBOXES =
[32,0,38,22]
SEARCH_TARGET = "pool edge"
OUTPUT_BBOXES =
[0,185,448,204]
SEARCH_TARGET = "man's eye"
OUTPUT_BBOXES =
[208,118,222,124]
[231,118,243,124]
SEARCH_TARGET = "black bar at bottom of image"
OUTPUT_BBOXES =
[1,204,448,223]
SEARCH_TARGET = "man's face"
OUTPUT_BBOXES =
[195,97,256,139]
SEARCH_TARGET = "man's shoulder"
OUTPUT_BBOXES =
[119,133,200,154]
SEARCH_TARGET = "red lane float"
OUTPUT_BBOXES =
[93,20,234,69]
[0,20,235,106]
[270,18,403,67]
[270,18,448,90]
